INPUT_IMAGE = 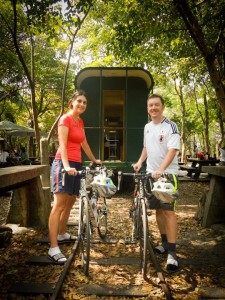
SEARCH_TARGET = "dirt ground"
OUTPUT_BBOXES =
[0,181,225,300]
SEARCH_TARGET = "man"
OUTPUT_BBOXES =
[0,145,9,167]
[133,94,180,272]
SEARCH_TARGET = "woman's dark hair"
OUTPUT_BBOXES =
[147,93,165,105]
[68,89,88,109]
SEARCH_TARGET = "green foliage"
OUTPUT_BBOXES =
[0,0,92,138]
[0,0,224,155]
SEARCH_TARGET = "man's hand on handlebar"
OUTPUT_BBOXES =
[152,169,164,179]
[132,162,142,173]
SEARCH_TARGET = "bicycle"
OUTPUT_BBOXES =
[118,171,154,278]
[73,164,116,275]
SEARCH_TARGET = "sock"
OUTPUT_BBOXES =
[167,252,177,261]
[57,232,70,241]
[167,242,177,258]
[48,246,60,256]
[161,234,168,250]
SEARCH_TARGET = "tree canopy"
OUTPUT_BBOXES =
[0,0,224,158]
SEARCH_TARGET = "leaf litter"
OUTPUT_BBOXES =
[0,181,225,299]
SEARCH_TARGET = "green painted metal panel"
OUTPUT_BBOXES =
[82,127,101,161]
[80,77,101,127]
[76,68,151,163]
[80,77,102,160]
[125,78,148,161]
[126,128,144,162]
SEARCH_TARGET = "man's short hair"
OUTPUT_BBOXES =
[148,94,165,105]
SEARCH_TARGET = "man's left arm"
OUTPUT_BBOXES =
[153,148,177,178]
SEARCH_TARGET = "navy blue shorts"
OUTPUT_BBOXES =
[51,159,82,196]
[147,194,176,211]
[146,174,178,211]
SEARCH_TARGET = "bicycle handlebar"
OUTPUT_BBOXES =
[117,171,153,191]
[122,172,153,177]
[62,165,115,187]
[62,164,115,178]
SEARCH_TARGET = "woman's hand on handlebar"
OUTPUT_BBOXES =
[93,159,102,165]
[64,167,78,176]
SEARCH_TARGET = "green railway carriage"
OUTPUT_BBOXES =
[74,67,154,172]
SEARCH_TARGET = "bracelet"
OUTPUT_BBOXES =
[65,167,71,172]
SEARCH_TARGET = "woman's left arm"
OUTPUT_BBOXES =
[81,138,101,164]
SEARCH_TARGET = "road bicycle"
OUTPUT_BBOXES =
[118,171,154,278]
[75,164,116,275]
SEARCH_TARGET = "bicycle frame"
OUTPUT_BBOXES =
[118,171,153,278]
[77,165,113,275]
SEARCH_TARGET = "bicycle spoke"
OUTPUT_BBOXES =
[97,197,107,239]
[140,198,148,279]
[78,197,90,276]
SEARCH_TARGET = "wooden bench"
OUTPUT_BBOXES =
[200,166,225,227]
[179,165,197,177]
[0,165,51,228]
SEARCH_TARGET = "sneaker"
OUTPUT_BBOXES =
[57,233,76,242]
[166,257,179,272]
[154,245,167,254]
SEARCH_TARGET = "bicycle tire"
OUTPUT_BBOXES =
[97,197,107,239]
[139,197,148,278]
[78,197,90,276]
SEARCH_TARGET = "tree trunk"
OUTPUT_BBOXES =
[173,0,225,119]
[174,79,187,162]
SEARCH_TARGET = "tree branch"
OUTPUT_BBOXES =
[47,4,92,142]
[173,0,212,60]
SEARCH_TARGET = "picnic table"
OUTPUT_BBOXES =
[180,157,220,179]
[29,157,41,165]
[0,165,51,228]
[201,166,225,227]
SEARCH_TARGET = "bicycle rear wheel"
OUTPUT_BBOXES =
[78,197,90,276]
[139,197,148,278]
[97,197,107,239]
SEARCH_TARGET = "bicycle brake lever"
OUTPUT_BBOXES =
[117,171,122,190]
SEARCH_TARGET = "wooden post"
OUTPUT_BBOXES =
[40,137,50,187]
[40,138,51,228]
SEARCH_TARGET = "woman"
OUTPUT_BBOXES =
[48,90,101,263]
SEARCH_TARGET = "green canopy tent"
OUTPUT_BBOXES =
[0,120,35,137]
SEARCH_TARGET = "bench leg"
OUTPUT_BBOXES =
[193,172,200,179]
[28,178,51,228]
[7,187,29,226]
[187,171,193,177]
[6,179,51,229]
[202,176,225,227]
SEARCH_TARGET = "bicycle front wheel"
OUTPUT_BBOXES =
[78,197,90,276]
[97,197,107,239]
[139,198,148,278]
[133,197,141,241]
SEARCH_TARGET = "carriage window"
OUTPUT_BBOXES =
[103,90,125,161]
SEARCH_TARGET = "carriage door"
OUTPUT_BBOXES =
[102,90,125,161]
